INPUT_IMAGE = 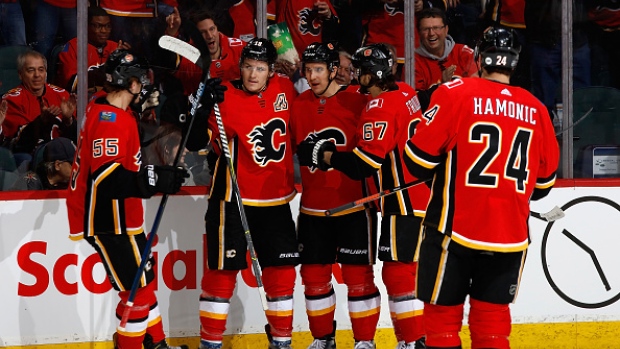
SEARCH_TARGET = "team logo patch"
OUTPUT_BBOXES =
[501,88,512,96]
[226,249,237,258]
[99,111,116,122]
[385,2,404,15]
[298,7,322,36]
[363,48,373,57]
[367,98,384,111]
[247,118,287,166]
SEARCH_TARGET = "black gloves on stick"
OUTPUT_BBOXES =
[296,139,336,171]
[138,165,190,197]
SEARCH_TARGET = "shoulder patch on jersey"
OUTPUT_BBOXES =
[48,84,66,93]
[228,37,244,47]
[99,111,116,122]
[367,98,384,111]
[4,87,22,97]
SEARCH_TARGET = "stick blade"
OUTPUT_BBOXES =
[540,206,565,222]
[158,35,203,69]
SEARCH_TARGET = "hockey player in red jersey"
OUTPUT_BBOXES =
[197,38,299,349]
[65,50,189,349]
[297,43,429,349]
[403,27,560,349]
[290,41,379,349]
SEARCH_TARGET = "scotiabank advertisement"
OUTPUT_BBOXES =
[3,185,620,346]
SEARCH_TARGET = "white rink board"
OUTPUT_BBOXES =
[2,187,620,346]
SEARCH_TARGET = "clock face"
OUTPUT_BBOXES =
[541,196,620,308]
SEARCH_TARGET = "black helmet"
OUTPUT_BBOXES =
[240,38,278,68]
[351,43,393,80]
[475,27,520,71]
[302,41,340,72]
[105,50,150,88]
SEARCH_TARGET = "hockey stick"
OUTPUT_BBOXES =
[160,34,268,311]
[118,37,210,331]
[325,179,566,223]
[530,206,565,222]
[324,178,431,216]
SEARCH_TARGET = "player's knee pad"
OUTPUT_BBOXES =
[382,261,417,297]
[300,264,333,295]
[424,303,464,348]
[201,268,238,299]
[469,298,511,349]
[262,265,296,298]
[341,264,377,297]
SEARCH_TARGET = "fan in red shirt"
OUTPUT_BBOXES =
[414,8,477,111]
[404,27,559,349]
[297,43,429,349]
[163,7,246,95]
[56,6,131,93]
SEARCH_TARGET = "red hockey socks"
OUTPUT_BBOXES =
[424,303,464,348]
[115,281,158,349]
[382,262,424,343]
[199,269,238,342]
[341,264,380,342]
[262,265,297,341]
[468,298,511,349]
[300,264,336,338]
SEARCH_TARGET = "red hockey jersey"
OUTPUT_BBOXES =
[363,2,405,63]
[354,83,429,217]
[267,0,338,57]
[1,84,70,139]
[208,75,298,206]
[174,33,246,96]
[230,0,257,42]
[290,85,368,215]
[66,98,144,240]
[404,78,559,252]
[414,43,477,91]
[56,38,119,92]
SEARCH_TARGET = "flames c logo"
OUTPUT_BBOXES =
[248,118,287,166]
[385,2,404,16]
[298,7,321,36]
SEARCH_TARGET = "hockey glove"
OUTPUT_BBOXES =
[296,139,336,171]
[197,78,227,109]
[131,85,160,114]
[137,165,190,197]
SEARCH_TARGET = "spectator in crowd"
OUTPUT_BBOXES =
[335,50,356,86]
[587,1,620,89]
[0,0,27,45]
[10,136,75,190]
[525,0,591,118]
[444,0,485,48]
[0,50,76,165]
[97,0,177,63]
[362,0,445,80]
[414,8,477,111]
[486,0,530,89]
[32,0,77,59]
[56,6,131,93]
[161,6,246,95]
[403,27,559,349]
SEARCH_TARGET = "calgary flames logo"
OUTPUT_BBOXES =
[298,7,322,36]
[385,2,404,16]
[248,118,287,166]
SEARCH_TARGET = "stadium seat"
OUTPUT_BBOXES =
[0,45,32,96]
[0,147,19,190]
[572,87,620,178]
